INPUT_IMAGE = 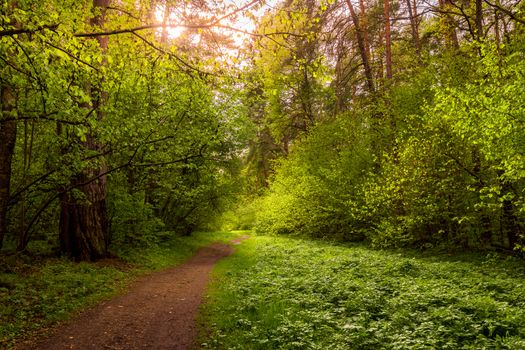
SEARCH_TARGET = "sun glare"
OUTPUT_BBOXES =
[154,0,275,44]
[153,0,278,65]
[154,5,185,39]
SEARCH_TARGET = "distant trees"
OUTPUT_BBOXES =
[0,85,16,251]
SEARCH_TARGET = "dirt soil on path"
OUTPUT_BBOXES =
[17,241,243,350]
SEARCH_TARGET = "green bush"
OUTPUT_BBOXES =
[255,114,373,241]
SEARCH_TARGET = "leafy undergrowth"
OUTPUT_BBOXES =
[202,235,525,349]
[0,231,243,349]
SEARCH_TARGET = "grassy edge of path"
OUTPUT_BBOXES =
[200,235,525,350]
[0,231,245,349]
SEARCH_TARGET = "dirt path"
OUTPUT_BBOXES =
[17,240,247,350]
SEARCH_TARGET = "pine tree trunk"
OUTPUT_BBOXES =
[59,164,109,260]
[358,0,372,69]
[475,0,483,39]
[406,0,421,57]
[345,0,375,93]
[384,0,392,79]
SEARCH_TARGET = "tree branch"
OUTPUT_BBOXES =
[0,24,58,37]
[44,40,100,71]
[131,32,212,77]
[0,112,86,125]
[483,0,525,24]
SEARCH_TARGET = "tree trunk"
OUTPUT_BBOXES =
[494,9,501,47]
[496,170,520,249]
[345,0,375,93]
[358,0,372,70]
[475,0,483,39]
[383,0,392,79]
[0,86,17,250]
[59,165,109,260]
[406,0,421,57]
[59,0,110,261]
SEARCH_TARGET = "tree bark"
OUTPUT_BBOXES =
[59,0,110,261]
[494,9,501,47]
[383,0,392,79]
[475,0,483,39]
[59,163,109,261]
[358,0,372,70]
[406,0,421,57]
[345,0,375,93]
[0,86,17,250]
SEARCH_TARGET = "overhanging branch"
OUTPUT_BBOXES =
[0,24,58,37]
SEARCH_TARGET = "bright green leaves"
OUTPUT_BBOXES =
[254,114,373,240]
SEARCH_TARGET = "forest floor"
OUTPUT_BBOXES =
[6,235,249,350]
[202,235,525,349]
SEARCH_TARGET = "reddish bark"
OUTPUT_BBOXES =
[345,0,375,93]
[358,0,372,71]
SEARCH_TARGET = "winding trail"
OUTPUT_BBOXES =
[18,238,248,350]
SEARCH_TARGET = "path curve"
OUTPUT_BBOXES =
[17,242,237,350]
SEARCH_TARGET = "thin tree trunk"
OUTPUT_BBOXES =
[345,0,375,93]
[358,0,372,69]
[472,149,493,248]
[406,0,421,57]
[0,86,17,250]
[496,170,521,249]
[16,121,30,251]
[384,0,392,79]
[494,9,501,47]
[475,0,483,39]
[501,197,519,249]
[59,0,110,261]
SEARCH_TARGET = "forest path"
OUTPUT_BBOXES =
[18,237,249,350]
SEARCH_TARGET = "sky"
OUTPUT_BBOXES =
[155,0,278,46]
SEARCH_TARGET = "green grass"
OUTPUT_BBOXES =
[201,235,525,349]
[0,231,244,349]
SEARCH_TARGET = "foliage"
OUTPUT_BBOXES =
[203,235,525,349]
[254,113,373,240]
[253,41,525,251]
[219,196,258,231]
